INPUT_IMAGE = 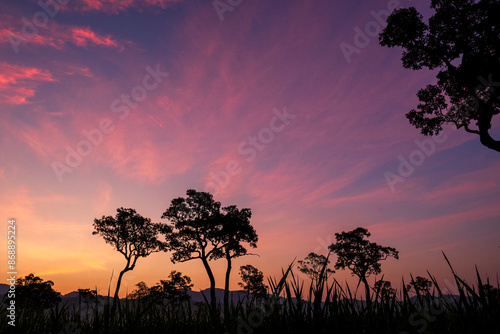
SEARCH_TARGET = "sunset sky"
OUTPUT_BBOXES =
[1,0,499,297]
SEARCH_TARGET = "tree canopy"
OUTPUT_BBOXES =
[379,0,500,152]
[297,252,335,285]
[407,275,434,295]
[374,279,396,302]
[128,271,193,307]
[238,264,268,298]
[9,273,61,310]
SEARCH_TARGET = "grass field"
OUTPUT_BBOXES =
[2,260,499,334]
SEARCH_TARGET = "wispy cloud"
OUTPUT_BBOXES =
[0,15,126,52]
[0,62,55,104]
[67,0,186,13]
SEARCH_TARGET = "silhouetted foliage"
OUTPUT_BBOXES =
[328,227,399,306]
[160,189,258,314]
[78,288,98,306]
[238,264,268,298]
[297,252,335,285]
[10,273,61,310]
[128,271,193,307]
[127,281,151,300]
[379,0,500,152]
[160,189,223,312]
[407,275,433,295]
[482,283,500,300]
[93,207,163,309]
[211,205,258,315]
[374,279,396,302]
[155,270,194,307]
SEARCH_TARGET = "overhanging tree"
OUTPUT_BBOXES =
[379,0,500,152]
[93,207,162,309]
[328,227,399,307]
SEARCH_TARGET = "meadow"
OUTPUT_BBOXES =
[1,259,499,334]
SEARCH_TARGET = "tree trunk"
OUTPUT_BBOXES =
[478,106,500,152]
[224,252,232,317]
[201,257,217,313]
[113,268,127,311]
[362,277,371,308]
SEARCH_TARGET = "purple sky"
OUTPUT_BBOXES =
[1,0,499,296]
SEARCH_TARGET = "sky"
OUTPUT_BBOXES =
[1,0,499,297]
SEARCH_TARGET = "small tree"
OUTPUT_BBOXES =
[10,273,61,310]
[238,265,268,298]
[127,281,152,300]
[407,276,433,295]
[297,252,335,285]
[374,279,395,302]
[328,227,399,307]
[93,207,162,309]
[128,271,194,307]
[156,270,194,307]
[78,288,98,309]
[482,284,500,300]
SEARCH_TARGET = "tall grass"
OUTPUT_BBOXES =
[1,258,499,334]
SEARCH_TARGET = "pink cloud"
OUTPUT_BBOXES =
[70,27,123,50]
[370,201,500,242]
[0,16,126,52]
[68,0,185,13]
[0,62,55,104]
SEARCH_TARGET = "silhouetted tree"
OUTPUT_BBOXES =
[127,281,152,300]
[211,205,258,315]
[155,270,194,307]
[482,283,500,300]
[9,273,61,310]
[379,0,500,152]
[78,288,98,308]
[297,252,335,285]
[374,279,396,302]
[328,227,399,307]
[128,271,193,307]
[93,207,162,310]
[407,276,433,295]
[160,189,223,312]
[238,265,268,298]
